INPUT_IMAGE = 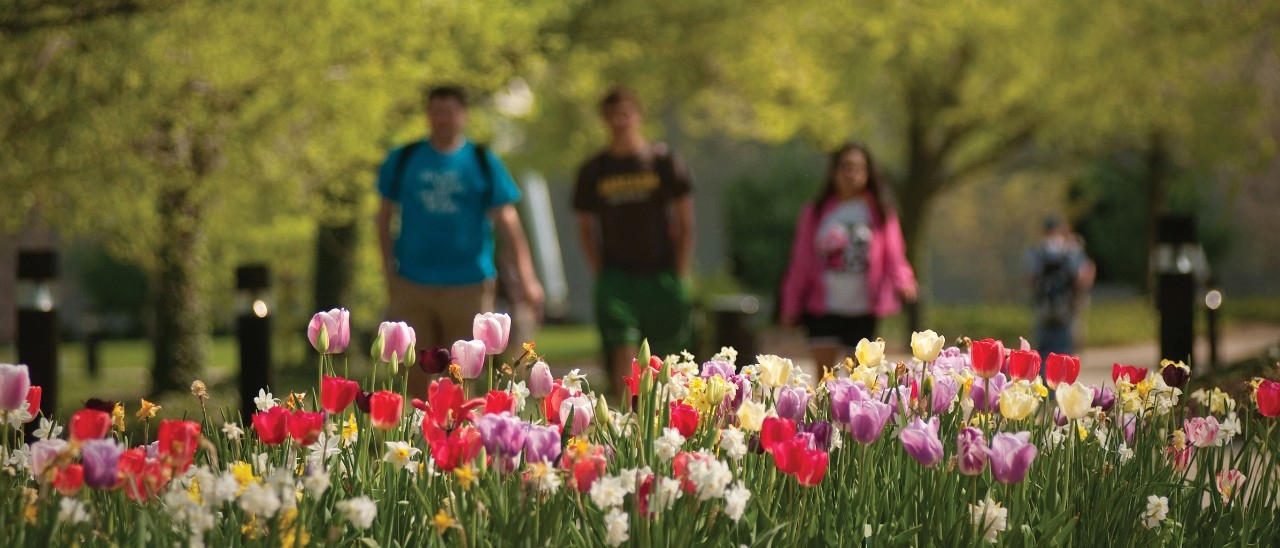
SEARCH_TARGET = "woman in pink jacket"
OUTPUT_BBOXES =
[780,143,918,370]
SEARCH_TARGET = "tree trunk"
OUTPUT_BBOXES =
[1143,130,1169,294]
[313,220,358,313]
[151,183,209,395]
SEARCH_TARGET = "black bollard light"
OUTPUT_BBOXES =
[1204,284,1223,371]
[1154,216,1198,367]
[236,264,272,423]
[17,249,58,420]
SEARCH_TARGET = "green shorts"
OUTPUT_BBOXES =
[594,267,694,357]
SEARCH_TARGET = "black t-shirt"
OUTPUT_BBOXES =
[573,145,693,275]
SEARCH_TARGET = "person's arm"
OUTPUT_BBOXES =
[779,204,817,328]
[883,213,919,302]
[376,199,397,287]
[576,212,602,275]
[491,205,545,312]
[671,195,695,278]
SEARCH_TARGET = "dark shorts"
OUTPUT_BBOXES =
[594,267,694,357]
[805,314,877,348]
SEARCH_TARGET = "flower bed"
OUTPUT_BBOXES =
[2,309,1279,546]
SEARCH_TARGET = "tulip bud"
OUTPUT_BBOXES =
[528,361,554,398]
[637,339,651,374]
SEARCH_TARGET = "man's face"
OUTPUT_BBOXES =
[427,97,467,139]
[602,100,642,137]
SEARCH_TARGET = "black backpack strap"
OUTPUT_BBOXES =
[388,141,423,201]
[474,143,495,206]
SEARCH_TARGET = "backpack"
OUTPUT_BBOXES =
[1035,250,1076,327]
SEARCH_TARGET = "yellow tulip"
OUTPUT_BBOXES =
[999,385,1039,421]
[1055,382,1095,420]
[910,330,945,363]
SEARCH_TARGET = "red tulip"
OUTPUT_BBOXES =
[563,442,608,492]
[119,449,169,502]
[760,416,797,454]
[1008,349,1041,382]
[1257,379,1280,418]
[368,390,403,430]
[669,401,699,438]
[53,463,84,496]
[252,406,289,445]
[543,380,571,424]
[24,386,41,421]
[1044,353,1081,390]
[970,339,1006,379]
[771,436,809,476]
[287,411,325,446]
[796,449,830,487]
[413,378,483,429]
[428,425,481,472]
[1111,364,1148,385]
[321,375,359,415]
[156,419,201,473]
[68,409,112,442]
[483,390,517,415]
[623,355,664,397]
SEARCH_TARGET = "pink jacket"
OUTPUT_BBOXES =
[780,196,917,319]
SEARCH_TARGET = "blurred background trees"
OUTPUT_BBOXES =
[2,0,1278,393]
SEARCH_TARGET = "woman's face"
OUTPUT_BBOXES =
[834,149,869,198]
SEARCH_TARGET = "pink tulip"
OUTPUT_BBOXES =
[473,313,511,356]
[452,339,487,380]
[307,309,350,354]
[375,321,416,367]
[0,363,32,412]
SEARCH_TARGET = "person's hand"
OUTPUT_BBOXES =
[521,279,546,318]
[899,285,918,303]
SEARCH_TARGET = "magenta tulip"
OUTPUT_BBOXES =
[955,427,988,476]
[375,321,416,366]
[307,308,350,354]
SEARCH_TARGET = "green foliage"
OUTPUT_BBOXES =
[723,144,823,295]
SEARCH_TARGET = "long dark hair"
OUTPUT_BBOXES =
[815,142,891,224]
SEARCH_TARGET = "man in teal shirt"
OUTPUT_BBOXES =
[376,86,543,396]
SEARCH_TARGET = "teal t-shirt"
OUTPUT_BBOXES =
[377,139,521,285]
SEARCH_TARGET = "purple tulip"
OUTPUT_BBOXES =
[80,438,125,489]
[801,420,834,452]
[930,373,960,415]
[523,424,561,463]
[528,361,554,398]
[847,399,893,444]
[307,309,350,354]
[473,313,511,356]
[989,431,1038,483]
[29,438,68,478]
[969,373,1008,413]
[1053,408,1068,427]
[932,347,969,374]
[477,413,527,457]
[1092,386,1115,412]
[955,427,988,476]
[375,321,416,366]
[419,346,452,375]
[0,363,32,412]
[827,379,871,426]
[452,339,487,380]
[900,417,945,468]
[728,374,752,413]
[776,385,810,422]
[702,360,735,379]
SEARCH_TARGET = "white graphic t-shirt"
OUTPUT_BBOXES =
[816,199,872,315]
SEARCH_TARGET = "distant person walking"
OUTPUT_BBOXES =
[573,86,695,396]
[1025,217,1094,360]
[780,142,917,371]
[376,85,544,397]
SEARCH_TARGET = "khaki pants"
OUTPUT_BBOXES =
[387,276,495,398]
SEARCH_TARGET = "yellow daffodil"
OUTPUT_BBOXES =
[341,413,359,445]
[111,403,126,432]
[432,509,456,535]
[136,398,160,421]
[454,464,477,490]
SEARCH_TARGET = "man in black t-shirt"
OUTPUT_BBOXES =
[573,87,695,396]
